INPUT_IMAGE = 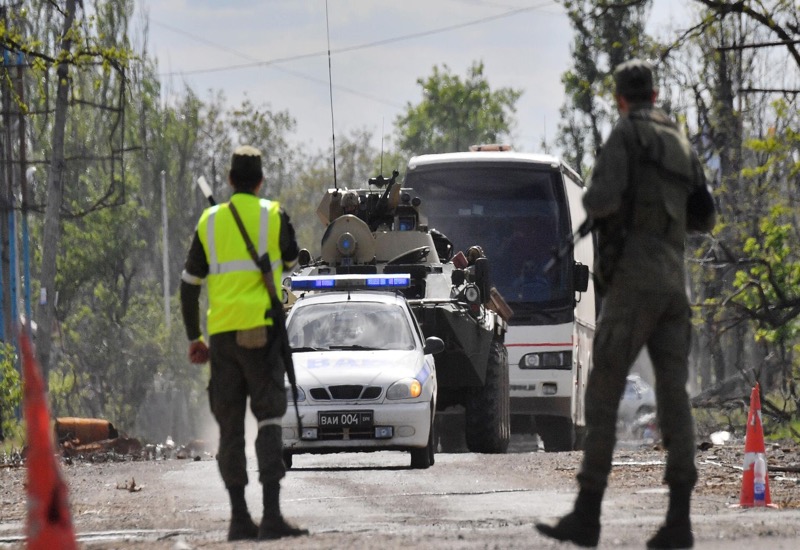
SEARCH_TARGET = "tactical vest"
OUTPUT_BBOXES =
[197,194,283,335]
[593,107,699,293]
[625,108,697,248]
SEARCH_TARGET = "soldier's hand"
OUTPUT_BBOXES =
[188,339,209,364]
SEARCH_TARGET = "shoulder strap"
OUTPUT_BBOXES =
[618,116,643,234]
[228,201,281,303]
[228,201,260,266]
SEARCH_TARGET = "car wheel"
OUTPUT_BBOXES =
[283,449,293,470]
[410,410,435,469]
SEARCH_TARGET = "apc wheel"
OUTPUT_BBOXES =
[410,409,435,469]
[537,415,575,452]
[282,449,293,470]
[465,339,510,453]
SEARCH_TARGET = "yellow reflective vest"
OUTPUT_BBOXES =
[197,193,283,335]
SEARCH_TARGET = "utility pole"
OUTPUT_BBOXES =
[1,42,14,343]
[161,170,170,331]
[17,50,30,332]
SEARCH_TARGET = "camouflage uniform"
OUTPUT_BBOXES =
[536,59,715,549]
[579,100,708,492]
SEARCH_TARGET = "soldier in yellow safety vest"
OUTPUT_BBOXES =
[180,145,308,541]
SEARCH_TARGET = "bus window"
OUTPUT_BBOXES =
[405,163,572,319]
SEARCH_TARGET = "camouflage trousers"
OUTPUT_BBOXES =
[208,330,288,488]
[578,285,698,492]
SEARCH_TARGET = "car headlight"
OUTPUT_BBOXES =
[386,378,422,399]
[520,351,572,370]
[285,386,306,403]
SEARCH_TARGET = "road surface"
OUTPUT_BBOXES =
[2,434,799,549]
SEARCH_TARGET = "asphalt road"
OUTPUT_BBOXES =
[2,433,799,549]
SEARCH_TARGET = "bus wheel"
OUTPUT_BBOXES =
[537,415,575,452]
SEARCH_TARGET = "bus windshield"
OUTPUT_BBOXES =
[405,162,573,321]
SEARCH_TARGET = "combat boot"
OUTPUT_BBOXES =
[647,484,693,549]
[535,488,603,547]
[226,486,258,541]
[258,480,309,540]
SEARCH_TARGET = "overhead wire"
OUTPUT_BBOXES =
[150,18,404,108]
[153,1,561,78]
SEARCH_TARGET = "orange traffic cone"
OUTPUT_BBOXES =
[736,383,777,508]
[20,329,78,549]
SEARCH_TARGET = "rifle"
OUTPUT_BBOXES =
[196,176,302,432]
[544,218,594,274]
[256,256,303,435]
[197,176,216,206]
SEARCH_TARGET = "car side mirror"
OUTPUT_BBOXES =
[573,262,589,292]
[423,337,445,355]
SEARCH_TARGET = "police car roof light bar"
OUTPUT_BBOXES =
[291,274,411,291]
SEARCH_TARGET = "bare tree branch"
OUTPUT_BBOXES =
[692,0,800,69]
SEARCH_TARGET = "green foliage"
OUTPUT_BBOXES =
[0,344,22,444]
[726,100,800,344]
[395,61,521,156]
[762,390,800,443]
[228,98,297,198]
[556,0,654,175]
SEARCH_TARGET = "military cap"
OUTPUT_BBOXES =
[614,59,655,100]
[229,145,263,185]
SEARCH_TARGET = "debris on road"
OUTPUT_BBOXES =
[55,417,119,444]
[116,478,143,492]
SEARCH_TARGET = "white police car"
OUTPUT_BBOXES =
[281,274,444,469]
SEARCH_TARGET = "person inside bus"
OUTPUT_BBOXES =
[512,259,551,301]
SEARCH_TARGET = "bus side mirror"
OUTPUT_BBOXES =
[573,262,589,292]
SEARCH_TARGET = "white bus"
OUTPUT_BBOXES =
[404,148,596,451]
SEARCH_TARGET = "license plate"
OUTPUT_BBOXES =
[319,410,373,429]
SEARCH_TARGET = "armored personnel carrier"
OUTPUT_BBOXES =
[289,171,511,453]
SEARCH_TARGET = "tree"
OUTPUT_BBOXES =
[227,97,296,199]
[395,61,521,156]
[556,1,800,415]
[659,2,800,402]
[692,0,800,71]
[555,0,654,176]
[1,0,133,381]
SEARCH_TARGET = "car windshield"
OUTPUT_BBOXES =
[288,301,416,351]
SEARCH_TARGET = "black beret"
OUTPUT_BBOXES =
[229,145,263,184]
[614,59,655,99]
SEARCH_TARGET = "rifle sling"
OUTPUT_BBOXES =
[227,201,280,302]
[228,200,303,430]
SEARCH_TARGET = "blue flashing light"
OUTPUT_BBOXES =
[290,277,335,290]
[291,274,411,291]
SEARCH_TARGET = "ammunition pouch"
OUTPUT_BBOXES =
[236,326,268,349]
